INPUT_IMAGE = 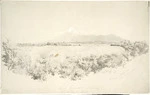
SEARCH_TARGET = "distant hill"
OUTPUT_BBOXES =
[51,32,124,43]
[17,32,124,46]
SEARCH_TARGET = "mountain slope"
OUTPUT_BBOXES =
[51,32,123,42]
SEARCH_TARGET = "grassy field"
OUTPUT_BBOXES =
[20,44,125,61]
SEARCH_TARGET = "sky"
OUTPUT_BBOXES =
[1,1,149,43]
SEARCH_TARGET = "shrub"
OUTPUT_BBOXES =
[112,40,149,57]
[2,40,18,70]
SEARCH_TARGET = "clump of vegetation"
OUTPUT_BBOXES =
[2,40,25,71]
[112,40,149,57]
[2,40,32,74]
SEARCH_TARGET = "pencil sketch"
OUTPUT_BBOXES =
[1,1,149,94]
[2,35,149,81]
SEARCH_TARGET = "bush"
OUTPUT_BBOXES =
[112,40,149,57]
[2,40,18,70]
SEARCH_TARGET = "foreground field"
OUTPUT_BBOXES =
[2,53,149,93]
[20,44,125,64]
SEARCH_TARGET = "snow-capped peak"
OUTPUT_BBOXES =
[67,27,79,35]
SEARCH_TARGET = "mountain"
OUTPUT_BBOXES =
[50,28,124,42]
[51,32,123,43]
